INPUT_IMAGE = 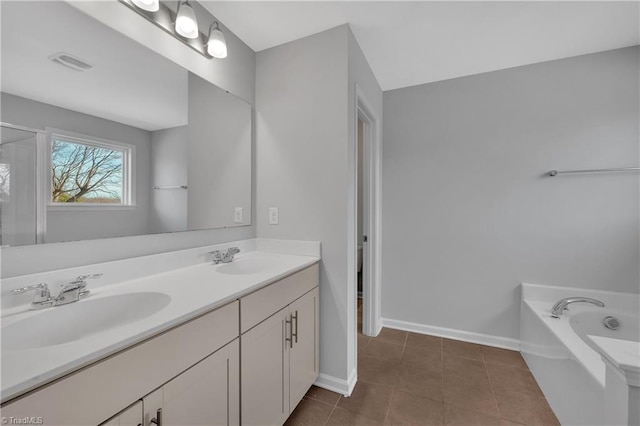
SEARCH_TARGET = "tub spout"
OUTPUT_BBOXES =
[551,297,605,318]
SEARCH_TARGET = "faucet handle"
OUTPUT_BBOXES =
[61,273,102,294]
[208,250,223,264]
[11,283,52,307]
[221,247,240,263]
[76,273,103,281]
[11,283,50,296]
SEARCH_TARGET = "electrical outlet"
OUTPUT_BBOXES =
[234,207,243,224]
[269,207,279,225]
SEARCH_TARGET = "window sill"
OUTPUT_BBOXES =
[47,204,137,212]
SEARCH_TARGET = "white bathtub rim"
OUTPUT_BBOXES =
[522,282,640,386]
[588,335,640,386]
[523,300,608,387]
[522,282,639,312]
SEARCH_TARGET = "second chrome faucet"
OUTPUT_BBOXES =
[209,247,241,264]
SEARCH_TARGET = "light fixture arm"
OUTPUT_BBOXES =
[209,21,220,34]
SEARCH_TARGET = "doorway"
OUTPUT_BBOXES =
[354,87,381,339]
[357,117,365,330]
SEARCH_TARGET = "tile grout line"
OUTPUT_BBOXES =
[440,338,445,424]
[481,351,504,421]
[383,387,395,423]
[384,328,404,423]
[322,393,341,426]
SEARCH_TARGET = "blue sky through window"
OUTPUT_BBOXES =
[51,139,124,203]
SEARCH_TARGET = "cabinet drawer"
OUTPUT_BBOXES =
[1,301,239,426]
[240,263,319,333]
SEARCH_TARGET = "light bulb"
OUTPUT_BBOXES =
[175,1,199,39]
[207,23,227,58]
[131,0,159,12]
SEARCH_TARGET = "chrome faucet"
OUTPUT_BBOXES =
[551,297,605,318]
[209,247,241,264]
[55,274,102,306]
[11,274,102,310]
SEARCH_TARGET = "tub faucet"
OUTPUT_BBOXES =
[551,297,605,318]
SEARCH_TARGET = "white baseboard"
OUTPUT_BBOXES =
[314,369,357,397]
[381,318,521,351]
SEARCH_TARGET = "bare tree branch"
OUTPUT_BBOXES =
[51,140,124,203]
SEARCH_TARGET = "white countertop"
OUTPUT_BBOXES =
[1,249,319,403]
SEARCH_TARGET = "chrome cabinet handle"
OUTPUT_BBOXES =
[285,315,293,348]
[150,408,162,426]
[292,310,298,344]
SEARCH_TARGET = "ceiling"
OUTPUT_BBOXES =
[202,1,640,91]
[1,1,187,132]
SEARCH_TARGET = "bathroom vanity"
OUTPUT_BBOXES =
[0,240,320,426]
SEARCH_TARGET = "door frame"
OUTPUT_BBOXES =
[353,85,382,338]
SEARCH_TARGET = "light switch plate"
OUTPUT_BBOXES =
[234,207,243,224]
[269,207,279,225]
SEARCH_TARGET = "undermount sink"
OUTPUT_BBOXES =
[216,256,276,275]
[2,292,171,351]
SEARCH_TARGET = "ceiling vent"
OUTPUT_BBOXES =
[48,52,93,72]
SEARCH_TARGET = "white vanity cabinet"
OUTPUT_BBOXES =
[100,339,240,426]
[2,301,239,426]
[1,259,321,426]
[141,340,239,426]
[240,264,319,426]
[101,402,143,426]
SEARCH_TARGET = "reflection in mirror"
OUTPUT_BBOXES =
[0,1,252,247]
[0,126,38,246]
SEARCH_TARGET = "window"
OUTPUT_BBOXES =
[48,130,134,206]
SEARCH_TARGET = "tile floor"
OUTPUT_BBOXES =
[285,299,559,426]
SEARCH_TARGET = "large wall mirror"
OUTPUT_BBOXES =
[0,1,252,247]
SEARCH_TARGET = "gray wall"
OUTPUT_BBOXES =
[256,26,350,382]
[256,24,383,387]
[1,93,152,243]
[382,46,640,341]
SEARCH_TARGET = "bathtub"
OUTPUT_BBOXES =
[521,283,640,425]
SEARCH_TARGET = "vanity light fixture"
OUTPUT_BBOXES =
[121,0,227,59]
[175,0,199,39]
[131,0,159,12]
[207,22,227,59]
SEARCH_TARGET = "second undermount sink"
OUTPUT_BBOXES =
[2,292,171,351]
[216,256,277,275]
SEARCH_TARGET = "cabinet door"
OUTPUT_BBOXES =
[143,339,240,426]
[289,287,319,411]
[241,308,290,426]
[100,401,143,426]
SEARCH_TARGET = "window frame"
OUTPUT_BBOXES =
[46,127,136,210]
